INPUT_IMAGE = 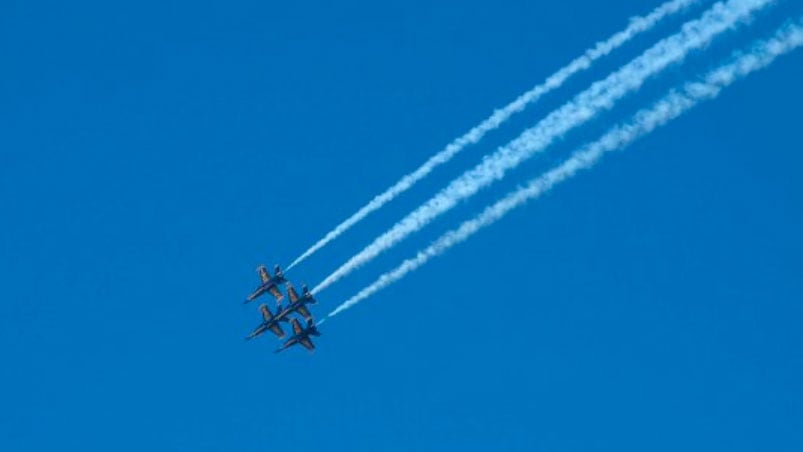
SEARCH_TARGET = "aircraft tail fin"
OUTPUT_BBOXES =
[301,284,317,303]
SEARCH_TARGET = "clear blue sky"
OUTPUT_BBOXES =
[2,1,802,450]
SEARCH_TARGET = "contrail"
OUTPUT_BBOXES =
[326,20,803,319]
[312,0,775,294]
[287,0,702,270]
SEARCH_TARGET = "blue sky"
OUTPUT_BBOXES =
[1,0,802,450]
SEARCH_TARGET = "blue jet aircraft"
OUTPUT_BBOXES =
[245,304,286,340]
[244,264,286,304]
[275,318,320,354]
[279,283,317,323]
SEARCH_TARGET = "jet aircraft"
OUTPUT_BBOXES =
[245,304,286,340]
[281,283,317,322]
[275,318,320,353]
[244,264,287,304]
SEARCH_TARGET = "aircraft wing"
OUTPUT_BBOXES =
[296,305,313,322]
[269,324,285,338]
[287,284,300,303]
[299,337,315,351]
[291,319,303,335]
[259,304,273,322]
[268,286,284,302]
[258,266,271,284]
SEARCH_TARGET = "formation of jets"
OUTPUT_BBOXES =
[243,264,321,353]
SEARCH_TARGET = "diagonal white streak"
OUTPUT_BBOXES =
[313,0,775,294]
[287,0,701,270]
[327,20,803,319]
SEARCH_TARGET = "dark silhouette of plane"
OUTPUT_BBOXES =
[245,304,286,340]
[275,318,320,353]
[280,283,317,322]
[244,264,287,304]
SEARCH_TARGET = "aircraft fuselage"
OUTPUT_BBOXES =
[247,317,283,340]
[247,281,277,300]
[276,326,320,353]
[277,299,313,320]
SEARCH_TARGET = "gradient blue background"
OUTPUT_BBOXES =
[2,0,802,450]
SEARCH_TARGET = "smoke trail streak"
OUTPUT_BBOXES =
[327,20,803,318]
[313,0,774,294]
[287,0,701,270]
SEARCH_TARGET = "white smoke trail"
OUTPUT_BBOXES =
[287,0,701,270]
[327,20,803,318]
[312,0,775,294]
